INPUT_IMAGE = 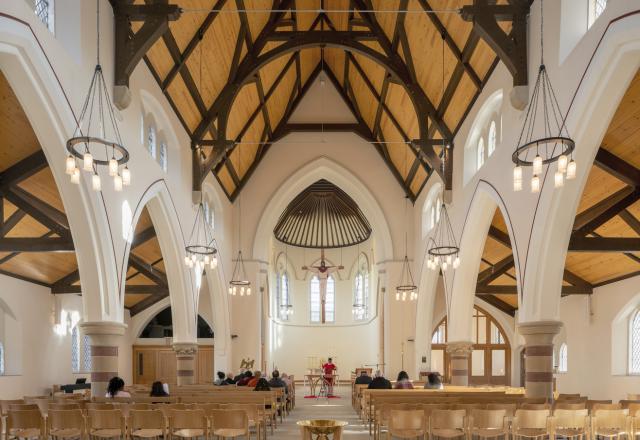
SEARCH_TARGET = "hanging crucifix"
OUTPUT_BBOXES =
[302,249,344,323]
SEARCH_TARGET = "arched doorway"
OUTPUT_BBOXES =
[431,306,511,385]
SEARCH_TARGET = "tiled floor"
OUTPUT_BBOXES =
[275,385,369,438]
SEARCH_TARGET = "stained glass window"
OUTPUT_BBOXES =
[488,121,497,156]
[147,126,157,158]
[594,0,607,19]
[35,0,54,32]
[159,142,168,171]
[630,310,640,374]
[71,326,80,373]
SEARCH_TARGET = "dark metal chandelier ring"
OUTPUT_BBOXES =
[428,245,460,257]
[229,279,250,286]
[396,284,418,292]
[185,244,217,256]
[512,136,575,167]
[67,136,130,165]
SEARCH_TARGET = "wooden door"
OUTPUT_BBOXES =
[133,348,157,384]
[133,345,214,385]
[197,346,214,384]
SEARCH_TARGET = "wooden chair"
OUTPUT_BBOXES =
[549,409,589,440]
[7,405,38,412]
[512,409,551,440]
[468,409,509,440]
[520,404,551,410]
[168,409,208,439]
[22,397,49,405]
[454,403,484,416]
[224,405,264,440]
[591,403,621,414]
[429,409,466,440]
[486,403,517,418]
[6,409,45,440]
[86,409,126,439]
[587,400,613,412]
[47,409,87,440]
[0,401,24,416]
[210,409,250,440]
[628,395,640,401]
[387,409,427,440]
[85,403,115,411]
[592,409,632,440]
[49,403,81,411]
[557,394,582,401]
[128,409,167,440]
[553,402,587,411]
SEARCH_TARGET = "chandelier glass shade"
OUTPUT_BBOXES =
[512,0,575,193]
[66,1,130,191]
[228,250,251,296]
[395,255,417,302]
[427,203,460,272]
[184,202,218,270]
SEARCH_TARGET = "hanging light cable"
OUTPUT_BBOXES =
[229,143,251,296]
[512,0,576,192]
[66,0,130,191]
[395,138,417,302]
[184,194,218,270]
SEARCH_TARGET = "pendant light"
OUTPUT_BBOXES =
[229,144,251,296]
[427,34,461,273]
[184,196,218,270]
[512,0,575,192]
[395,138,417,302]
[66,0,130,191]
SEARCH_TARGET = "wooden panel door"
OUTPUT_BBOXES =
[157,350,177,385]
[197,346,214,384]
[133,348,157,385]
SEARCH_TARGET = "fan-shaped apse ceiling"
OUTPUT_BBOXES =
[273,179,371,248]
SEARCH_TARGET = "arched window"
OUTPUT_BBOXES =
[325,276,335,323]
[147,125,157,158]
[487,121,497,156]
[35,0,55,33]
[159,142,168,172]
[558,343,568,373]
[630,309,640,374]
[431,306,510,385]
[477,138,485,169]
[204,200,214,230]
[310,276,321,323]
[83,334,92,372]
[0,342,4,375]
[71,326,80,373]
[589,0,607,26]
[353,267,369,321]
[277,272,291,320]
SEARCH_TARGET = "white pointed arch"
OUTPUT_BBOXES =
[252,156,393,263]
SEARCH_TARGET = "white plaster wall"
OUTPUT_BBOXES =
[556,275,640,401]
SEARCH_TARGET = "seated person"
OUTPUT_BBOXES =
[223,372,236,385]
[214,371,226,385]
[424,372,444,389]
[247,370,262,388]
[236,370,253,386]
[254,378,271,391]
[355,370,373,385]
[150,381,169,397]
[268,370,287,393]
[368,370,392,389]
[394,370,414,389]
[233,369,246,383]
[106,377,131,398]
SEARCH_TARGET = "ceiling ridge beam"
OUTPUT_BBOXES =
[0,237,74,252]
[568,236,640,253]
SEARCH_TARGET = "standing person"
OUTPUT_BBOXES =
[368,371,392,389]
[322,357,337,397]
[394,371,414,389]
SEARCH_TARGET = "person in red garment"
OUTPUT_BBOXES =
[322,357,337,397]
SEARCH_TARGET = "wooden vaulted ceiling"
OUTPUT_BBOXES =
[136,0,512,201]
[476,69,640,315]
[0,70,168,314]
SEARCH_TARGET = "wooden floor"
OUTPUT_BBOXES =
[278,385,369,439]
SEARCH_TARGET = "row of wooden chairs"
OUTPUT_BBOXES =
[3,407,262,440]
[379,407,640,440]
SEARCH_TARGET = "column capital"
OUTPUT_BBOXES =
[79,321,127,336]
[445,340,473,355]
[173,342,198,356]
[518,320,562,344]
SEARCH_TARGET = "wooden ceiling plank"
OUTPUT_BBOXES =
[161,0,229,92]
[476,294,516,317]
[477,254,514,285]
[563,268,593,289]
[4,187,70,238]
[129,290,170,316]
[128,253,167,286]
[0,209,26,237]
[0,267,51,288]
[0,150,48,191]
[574,187,640,235]
[476,284,592,296]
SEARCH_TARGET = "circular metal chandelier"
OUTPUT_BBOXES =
[395,255,417,302]
[512,0,575,193]
[228,250,251,296]
[184,200,218,270]
[427,203,460,272]
[66,0,130,191]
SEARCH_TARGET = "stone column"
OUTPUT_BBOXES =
[518,321,562,399]
[80,321,127,397]
[174,342,198,385]
[446,341,473,386]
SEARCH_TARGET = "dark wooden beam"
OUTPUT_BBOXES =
[128,291,170,316]
[128,253,167,286]
[53,284,168,295]
[0,237,74,252]
[563,268,593,289]
[477,255,514,285]
[131,226,157,249]
[460,0,529,86]
[51,269,80,293]
[620,209,640,235]
[112,1,181,89]
[476,294,516,316]
[568,236,640,253]
[0,267,51,288]
[0,209,26,237]
[574,187,640,235]
[476,284,592,296]
[594,148,640,188]
[0,150,48,190]
[3,187,70,237]
[267,30,378,41]
[488,225,511,248]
